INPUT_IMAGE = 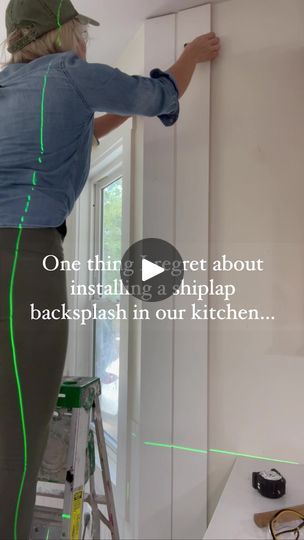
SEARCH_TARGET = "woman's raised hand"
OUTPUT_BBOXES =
[184,32,221,63]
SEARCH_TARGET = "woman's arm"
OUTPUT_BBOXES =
[62,31,220,122]
[167,33,220,98]
[90,34,220,137]
[94,114,131,140]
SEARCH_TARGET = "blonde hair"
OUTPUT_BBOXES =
[0,17,89,67]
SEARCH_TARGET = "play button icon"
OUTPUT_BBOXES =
[142,259,165,282]
[120,238,184,302]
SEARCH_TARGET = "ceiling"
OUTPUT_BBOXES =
[0,0,226,65]
[75,0,225,63]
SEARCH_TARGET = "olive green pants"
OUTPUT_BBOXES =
[0,228,69,540]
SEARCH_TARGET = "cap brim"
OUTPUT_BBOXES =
[76,13,100,26]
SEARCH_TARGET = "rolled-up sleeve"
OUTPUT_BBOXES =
[149,68,180,126]
[59,52,180,127]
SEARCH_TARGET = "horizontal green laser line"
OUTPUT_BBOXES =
[145,442,207,454]
[62,514,71,520]
[209,448,299,465]
[144,442,300,465]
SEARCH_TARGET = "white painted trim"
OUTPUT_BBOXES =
[173,5,210,538]
[138,14,177,540]
[137,5,210,539]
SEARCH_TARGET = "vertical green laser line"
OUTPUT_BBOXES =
[56,0,64,48]
[40,72,48,154]
[10,225,27,540]
[56,0,63,28]
[10,61,52,540]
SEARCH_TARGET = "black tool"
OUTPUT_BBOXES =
[252,469,286,499]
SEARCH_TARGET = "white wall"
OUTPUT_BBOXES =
[140,8,211,539]
[116,12,211,538]
[73,0,304,533]
[208,0,304,519]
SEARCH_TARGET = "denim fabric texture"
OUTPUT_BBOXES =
[0,51,180,228]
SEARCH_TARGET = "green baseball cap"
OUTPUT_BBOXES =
[6,0,100,53]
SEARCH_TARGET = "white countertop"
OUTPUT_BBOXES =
[204,457,304,540]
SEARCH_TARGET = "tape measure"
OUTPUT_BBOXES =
[252,468,286,499]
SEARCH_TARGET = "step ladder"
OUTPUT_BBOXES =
[31,376,120,540]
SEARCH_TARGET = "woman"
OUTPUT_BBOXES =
[0,0,220,538]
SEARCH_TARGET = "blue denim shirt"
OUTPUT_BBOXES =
[0,51,180,232]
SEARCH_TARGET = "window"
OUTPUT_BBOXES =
[87,120,132,496]
[94,176,123,446]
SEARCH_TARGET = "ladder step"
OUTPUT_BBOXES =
[32,506,63,540]
[37,487,107,506]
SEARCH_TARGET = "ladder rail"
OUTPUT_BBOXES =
[93,396,120,540]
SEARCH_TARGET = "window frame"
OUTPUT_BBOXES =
[93,173,123,451]
[93,173,124,296]
[75,117,133,518]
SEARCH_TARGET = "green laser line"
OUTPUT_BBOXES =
[10,225,27,540]
[56,0,64,48]
[56,0,63,28]
[209,448,299,464]
[144,442,300,465]
[10,61,52,540]
[45,528,50,540]
[62,514,71,520]
[145,442,207,455]
[40,73,48,153]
